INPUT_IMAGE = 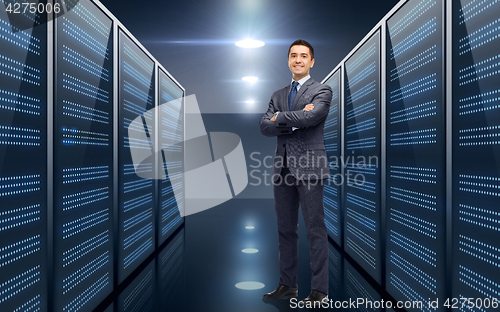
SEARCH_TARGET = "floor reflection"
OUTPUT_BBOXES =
[102,228,185,312]
[158,232,184,312]
[325,245,383,312]
[118,262,155,312]
[98,199,396,312]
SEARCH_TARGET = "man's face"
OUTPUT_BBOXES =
[288,45,315,80]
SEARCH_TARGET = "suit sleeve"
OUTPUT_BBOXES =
[259,96,293,137]
[274,85,332,128]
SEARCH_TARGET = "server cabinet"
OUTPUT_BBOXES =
[0,5,48,312]
[53,0,115,310]
[451,0,500,309]
[158,69,184,245]
[323,69,342,246]
[343,30,382,284]
[385,0,446,309]
[118,29,156,283]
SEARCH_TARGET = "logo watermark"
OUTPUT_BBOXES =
[3,0,80,32]
[128,95,248,217]
[249,151,378,188]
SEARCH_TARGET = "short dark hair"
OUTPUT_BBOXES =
[288,39,314,60]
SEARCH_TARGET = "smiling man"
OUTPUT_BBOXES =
[259,39,332,304]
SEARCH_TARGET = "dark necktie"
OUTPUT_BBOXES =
[288,81,299,111]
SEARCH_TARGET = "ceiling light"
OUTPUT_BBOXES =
[245,100,255,104]
[235,39,265,48]
[242,76,258,83]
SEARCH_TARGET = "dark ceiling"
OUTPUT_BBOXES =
[100,0,401,113]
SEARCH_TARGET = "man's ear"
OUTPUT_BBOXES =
[311,58,315,68]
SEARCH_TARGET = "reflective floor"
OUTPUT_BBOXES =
[97,199,396,312]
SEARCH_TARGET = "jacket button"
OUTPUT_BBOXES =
[282,144,286,147]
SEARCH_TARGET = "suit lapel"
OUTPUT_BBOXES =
[291,78,314,111]
[283,84,291,111]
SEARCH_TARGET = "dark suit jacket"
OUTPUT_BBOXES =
[259,78,332,181]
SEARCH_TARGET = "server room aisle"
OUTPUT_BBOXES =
[98,198,396,312]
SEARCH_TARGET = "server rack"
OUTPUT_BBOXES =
[385,0,447,309]
[158,69,184,245]
[0,3,48,312]
[343,30,382,284]
[321,0,500,310]
[53,1,115,311]
[0,0,185,310]
[451,0,500,306]
[323,68,343,246]
[117,28,157,284]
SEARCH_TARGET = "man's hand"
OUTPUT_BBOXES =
[270,111,279,122]
[303,104,314,111]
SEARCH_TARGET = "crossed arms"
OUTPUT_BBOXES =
[259,85,332,137]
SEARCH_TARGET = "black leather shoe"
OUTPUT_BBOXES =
[300,290,328,304]
[262,285,298,300]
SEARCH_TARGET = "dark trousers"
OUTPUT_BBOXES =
[273,166,329,294]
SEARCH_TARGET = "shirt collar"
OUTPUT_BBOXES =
[291,75,311,87]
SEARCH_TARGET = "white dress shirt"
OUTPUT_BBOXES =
[291,75,310,93]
